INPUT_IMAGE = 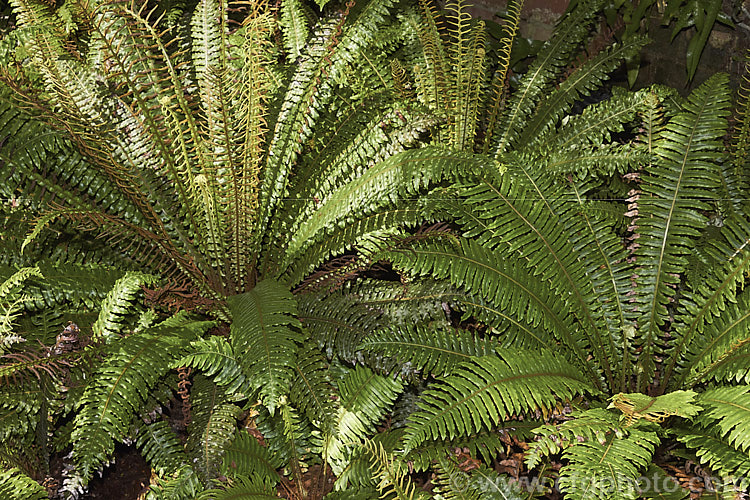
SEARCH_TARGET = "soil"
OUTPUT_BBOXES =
[79,447,151,500]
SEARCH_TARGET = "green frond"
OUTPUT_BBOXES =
[298,286,386,362]
[325,366,404,475]
[258,0,401,274]
[198,476,278,500]
[404,429,508,473]
[384,237,597,384]
[401,349,595,453]
[557,425,659,500]
[525,408,619,469]
[673,427,750,491]
[71,314,214,483]
[187,375,242,484]
[431,453,481,500]
[491,0,603,155]
[227,279,302,412]
[136,420,190,477]
[0,467,46,500]
[359,324,496,377]
[517,35,649,150]
[177,336,250,395]
[334,428,403,491]
[0,267,41,350]
[542,87,653,152]
[8,263,125,313]
[634,73,731,391]
[289,342,338,430]
[284,147,487,267]
[146,465,204,500]
[693,386,750,454]
[221,430,283,485]
[279,0,313,58]
[92,271,157,343]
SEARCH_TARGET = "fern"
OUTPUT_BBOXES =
[221,430,283,486]
[326,366,404,474]
[401,350,595,452]
[359,324,496,377]
[187,375,242,484]
[227,279,302,412]
[71,314,214,482]
[0,467,46,500]
[91,271,157,342]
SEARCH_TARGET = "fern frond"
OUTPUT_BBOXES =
[228,279,302,412]
[71,314,214,483]
[693,386,750,454]
[673,426,750,491]
[492,0,603,155]
[279,0,313,58]
[289,341,338,430]
[177,336,250,395]
[91,271,157,343]
[517,35,649,150]
[361,438,426,500]
[146,465,204,500]
[634,73,731,391]
[359,324,496,377]
[285,147,487,266]
[136,420,190,476]
[608,391,701,426]
[404,429,508,473]
[325,366,404,475]
[221,429,283,485]
[0,467,46,500]
[557,424,659,500]
[401,349,595,453]
[385,237,598,384]
[187,375,242,484]
[198,476,278,500]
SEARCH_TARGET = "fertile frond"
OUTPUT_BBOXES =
[401,349,595,452]
[361,438,426,500]
[634,73,731,390]
[71,314,214,483]
[359,324,496,377]
[227,279,302,412]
